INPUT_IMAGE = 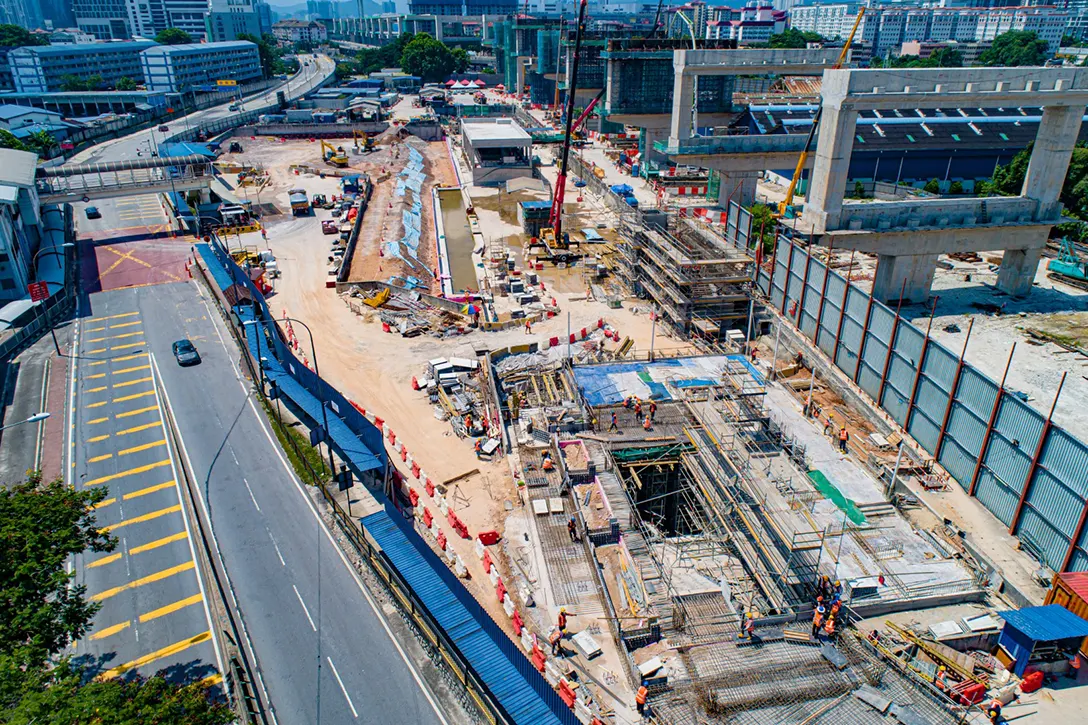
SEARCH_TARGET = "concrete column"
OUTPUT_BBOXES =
[996,247,1044,297]
[669,71,695,143]
[872,253,938,304]
[715,170,760,208]
[805,102,858,233]
[642,127,670,172]
[1023,105,1083,221]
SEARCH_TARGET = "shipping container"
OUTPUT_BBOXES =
[1044,572,1088,657]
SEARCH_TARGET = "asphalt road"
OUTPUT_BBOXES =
[70,290,221,685]
[137,280,448,725]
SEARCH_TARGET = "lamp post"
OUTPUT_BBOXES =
[31,243,75,355]
[0,411,50,432]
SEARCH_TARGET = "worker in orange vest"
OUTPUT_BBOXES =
[642,415,652,431]
[634,400,642,419]
[935,665,949,693]
[985,699,1002,724]
[635,682,648,715]
[543,455,555,471]
[549,627,563,656]
[811,605,825,638]
[474,438,483,458]
[823,614,836,640]
[838,426,849,453]
[739,612,756,640]
[557,607,568,633]
[649,401,657,421]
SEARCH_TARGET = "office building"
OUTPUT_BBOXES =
[72,0,133,39]
[0,0,43,29]
[706,4,786,43]
[205,0,265,42]
[165,0,212,40]
[307,0,336,18]
[74,0,211,41]
[140,40,263,93]
[257,1,274,33]
[0,148,44,302]
[273,19,329,43]
[9,40,156,93]
[49,28,98,44]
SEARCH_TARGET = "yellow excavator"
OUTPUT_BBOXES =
[353,129,375,153]
[777,9,864,219]
[321,139,348,167]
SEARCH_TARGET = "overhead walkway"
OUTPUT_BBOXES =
[36,154,214,203]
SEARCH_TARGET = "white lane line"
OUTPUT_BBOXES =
[292,584,316,632]
[243,477,260,512]
[268,530,286,566]
[327,657,359,718]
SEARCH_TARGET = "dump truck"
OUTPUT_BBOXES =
[289,188,310,216]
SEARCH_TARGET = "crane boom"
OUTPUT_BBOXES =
[547,0,590,242]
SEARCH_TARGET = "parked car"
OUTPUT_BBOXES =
[158,125,169,132]
[85,206,101,219]
[172,339,201,366]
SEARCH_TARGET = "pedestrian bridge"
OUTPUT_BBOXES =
[36,155,214,204]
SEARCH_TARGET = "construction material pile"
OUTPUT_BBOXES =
[415,357,494,441]
[344,285,469,338]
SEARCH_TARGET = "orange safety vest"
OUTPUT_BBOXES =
[635,686,648,705]
[839,428,849,441]
[558,612,567,629]
[813,612,824,628]
[824,618,835,635]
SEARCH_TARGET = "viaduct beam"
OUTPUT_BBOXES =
[803,67,1088,303]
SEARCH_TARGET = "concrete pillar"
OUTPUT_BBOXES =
[1023,105,1083,221]
[669,70,695,143]
[716,170,760,208]
[805,103,858,233]
[641,127,670,173]
[996,247,1043,297]
[872,253,938,304]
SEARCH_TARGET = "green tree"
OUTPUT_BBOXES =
[451,46,470,74]
[0,24,48,48]
[853,181,867,198]
[923,178,941,194]
[85,74,105,91]
[871,47,962,69]
[978,30,1050,67]
[335,62,356,81]
[24,130,55,157]
[59,75,86,92]
[0,130,26,151]
[747,203,777,253]
[154,27,193,45]
[767,29,824,49]
[400,33,459,83]
[984,141,1088,220]
[238,32,285,78]
[115,76,138,91]
[949,180,964,195]
[1061,34,1086,48]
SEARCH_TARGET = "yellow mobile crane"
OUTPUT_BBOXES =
[320,140,349,167]
[777,8,864,219]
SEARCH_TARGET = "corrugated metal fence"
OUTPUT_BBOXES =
[749,224,1088,573]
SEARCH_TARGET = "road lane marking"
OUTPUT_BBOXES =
[86,401,107,409]
[117,421,161,436]
[100,312,139,321]
[90,560,194,601]
[85,347,106,354]
[128,531,187,555]
[89,620,131,640]
[112,390,154,403]
[116,405,157,419]
[86,326,106,333]
[111,343,145,351]
[243,478,260,511]
[88,453,112,463]
[110,321,142,329]
[268,531,285,566]
[118,439,166,456]
[201,673,223,688]
[113,376,153,389]
[92,497,116,509]
[138,593,204,623]
[86,385,108,393]
[98,630,211,680]
[88,433,111,443]
[293,585,317,631]
[85,459,171,486]
[88,332,143,343]
[112,364,151,376]
[86,552,122,569]
[327,657,359,718]
[87,373,106,380]
[88,417,109,425]
[123,480,175,500]
[111,353,148,364]
[100,504,181,532]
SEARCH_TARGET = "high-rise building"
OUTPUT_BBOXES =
[205,0,264,41]
[73,0,211,41]
[307,0,336,18]
[41,0,76,29]
[73,0,133,39]
[257,1,273,33]
[0,0,44,29]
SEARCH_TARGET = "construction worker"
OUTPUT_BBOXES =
[549,627,563,657]
[823,614,837,641]
[824,414,835,436]
[833,580,843,599]
[568,515,578,542]
[830,600,842,618]
[812,605,826,638]
[542,454,555,472]
[635,682,649,715]
[740,612,756,640]
[984,699,1002,724]
[525,319,532,335]
[623,396,633,410]
[557,607,568,634]
[474,438,484,458]
[935,666,949,693]
[649,401,657,421]
[634,400,642,419]
[464,413,473,431]
[802,395,812,418]
[609,412,619,432]
[838,426,849,453]
[642,415,652,431]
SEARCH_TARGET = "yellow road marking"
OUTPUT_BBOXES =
[117,421,161,436]
[90,560,194,602]
[86,385,107,393]
[86,326,106,333]
[87,373,106,380]
[113,376,153,389]
[201,673,223,688]
[112,390,154,403]
[110,343,145,351]
[98,630,210,680]
[88,433,111,443]
[112,364,151,375]
[100,504,181,532]
[123,480,175,500]
[89,331,144,343]
[119,440,166,457]
[110,321,142,329]
[112,353,148,363]
[88,453,112,463]
[89,620,130,640]
[92,497,116,509]
[86,552,122,569]
[99,312,139,321]
[88,417,109,425]
[86,401,107,409]
[85,347,106,354]
[128,531,187,555]
[138,593,203,623]
[85,459,171,486]
[115,405,157,419]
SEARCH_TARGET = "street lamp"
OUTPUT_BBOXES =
[31,243,75,355]
[0,411,50,432]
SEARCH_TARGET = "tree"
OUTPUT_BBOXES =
[154,27,193,45]
[978,30,1050,67]
[853,181,867,198]
[60,75,86,92]
[86,74,105,91]
[451,46,470,74]
[24,130,55,157]
[949,181,964,195]
[747,203,777,253]
[238,32,281,78]
[0,130,25,152]
[984,141,1088,220]
[767,29,824,49]
[400,33,459,83]
[115,76,138,91]
[871,47,962,69]
[0,24,48,48]
[924,179,941,194]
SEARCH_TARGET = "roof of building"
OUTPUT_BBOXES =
[274,19,322,27]
[462,120,532,144]
[0,148,39,188]
[11,40,156,55]
[1059,572,1088,602]
[0,104,63,121]
[11,122,76,138]
[141,41,256,55]
[998,605,1088,642]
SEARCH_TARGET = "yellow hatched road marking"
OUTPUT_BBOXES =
[119,440,166,457]
[85,347,106,354]
[110,321,142,329]
[86,385,107,393]
[86,401,107,409]
[86,326,106,333]
[201,673,223,688]
[112,353,148,363]
[88,433,111,443]
[86,552,122,569]
[123,480,175,500]
[112,390,154,404]
[90,560,194,602]
[113,376,153,389]
[85,459,170,486]
[100,504,181,532]
[128,531,187,555]
[88,453,112,463]
[89,620,130,640]
[110,343,145,351]
[98,630,210,680]
[110,332,144,341]
[99,312,139,321]
[112,364,151,375]
[86,373,106,380]
[117,421,161,436]
[92,497,116,509]
[88,417,109,425]
[115,405,157,419]
[138,593,203,623]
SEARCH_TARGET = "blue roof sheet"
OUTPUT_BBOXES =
[362,506,578,725]
[998,605,1088,642]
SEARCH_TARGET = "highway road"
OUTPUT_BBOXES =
[83,279,449,724]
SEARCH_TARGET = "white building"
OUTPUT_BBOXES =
[205,0,265,42]
[48,28,97,44]
[9,40,155,93]
[706,4,785,43]
[73,0,211,40]
[0,148,43,302]
[140,41,263,93]
[461,119,533,185]
[273,19,329,44]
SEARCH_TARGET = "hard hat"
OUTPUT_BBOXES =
[938,666,946,672]
[560,607,567,613]
[817,596,823,602]
[747,612,754,619]
[835,580,841,586]
[817,605,826,613]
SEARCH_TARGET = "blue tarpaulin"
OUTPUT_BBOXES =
[997,605,1088,676]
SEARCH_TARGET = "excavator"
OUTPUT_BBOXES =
[353,129,375,153]
[321,139,349,167]
[777,8,864,220]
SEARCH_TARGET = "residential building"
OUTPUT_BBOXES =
[272,19,329,44]
[165,0,212,40]
[0,104,78,142]
[705,4,785,43]
[0,48,14,92]
[9,41,156,93]
[73,0,210,41]
[900,39,991,64]
[48,28,98,44]
[666,2,711,41]
[140,40,262,93]
[0,148,44,302]
[205,0,264,42]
